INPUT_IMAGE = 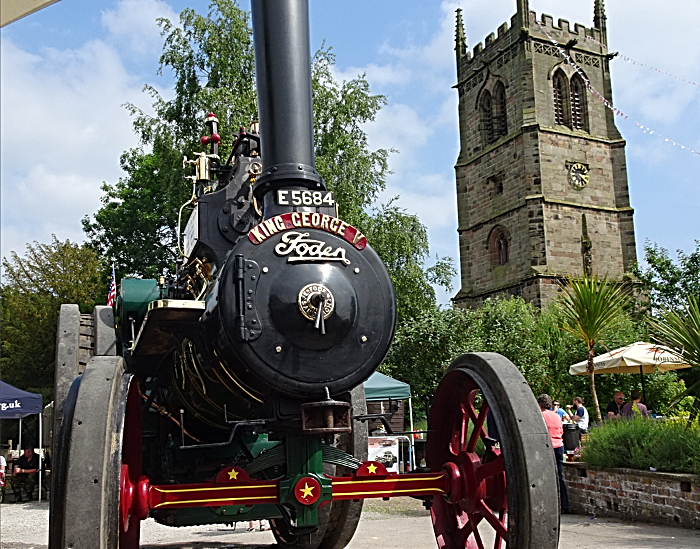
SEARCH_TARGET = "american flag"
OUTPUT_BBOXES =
[107,265,116,307]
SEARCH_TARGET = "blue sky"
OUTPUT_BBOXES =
[1,0,698,304]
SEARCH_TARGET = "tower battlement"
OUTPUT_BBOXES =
[458,11,607,82]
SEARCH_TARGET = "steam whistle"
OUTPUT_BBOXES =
[202,112,221,157]
[183,113,222,188]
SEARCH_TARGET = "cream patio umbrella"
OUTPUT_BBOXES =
[569,341,691,406]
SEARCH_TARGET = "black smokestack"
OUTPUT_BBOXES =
[251,0,325,217]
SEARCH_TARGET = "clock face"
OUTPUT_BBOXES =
[568,162,589,190]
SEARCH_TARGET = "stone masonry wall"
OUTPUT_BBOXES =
[563,462,700,529]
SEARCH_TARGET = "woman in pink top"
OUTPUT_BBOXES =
[538,394,569,514]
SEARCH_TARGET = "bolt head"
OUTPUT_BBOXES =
[354,268,360,274]
[361,335,368,343]
[262,266,269,273]
[275,346,282,353]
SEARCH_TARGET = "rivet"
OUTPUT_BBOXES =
[361,335,368,343]
[250,331,256,336]
[276,346,282,353]
[262,266,269,273]
[222,226,229,232]
[248,289,253,294]
[223,206,230,214]
[252,320,257,324]
[247,304,253,309]
[354,268,360,274]
[298,164,303,170]
[251,276,256,280]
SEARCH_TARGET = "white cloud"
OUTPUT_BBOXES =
[101,0,179,56]
[0,37,164,257]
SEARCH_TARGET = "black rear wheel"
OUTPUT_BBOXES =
[427,353,559,549]
[57,357,142,549]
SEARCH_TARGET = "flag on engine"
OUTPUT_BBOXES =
[107,265,116,307]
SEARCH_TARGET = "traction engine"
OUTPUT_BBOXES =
[49,1,560,548]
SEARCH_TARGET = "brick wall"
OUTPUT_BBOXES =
[563,462,700,529]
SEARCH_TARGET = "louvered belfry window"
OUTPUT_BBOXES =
[481,92,495,144]
[553,72,568,126]
[571,75,588,131]
[493,83,508,138]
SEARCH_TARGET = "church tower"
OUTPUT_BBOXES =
[452,0,636,308]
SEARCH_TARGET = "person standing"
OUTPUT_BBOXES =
[606,391,625,419]
[565,397,589,433]
[538,394,569,514]
[621,390,649,418]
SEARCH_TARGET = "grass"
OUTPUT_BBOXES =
[582,417,700,475]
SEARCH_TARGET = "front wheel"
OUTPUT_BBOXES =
[427,353,559,549]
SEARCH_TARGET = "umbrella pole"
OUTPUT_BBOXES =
[640,364,649,409]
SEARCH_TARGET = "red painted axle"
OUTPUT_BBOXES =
[120,461,449,525]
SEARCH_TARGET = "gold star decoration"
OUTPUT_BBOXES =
[300,482,315,499]
[228,469,239,480]
[367,463,377,474]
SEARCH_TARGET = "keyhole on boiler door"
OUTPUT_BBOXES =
[311,293,326,335]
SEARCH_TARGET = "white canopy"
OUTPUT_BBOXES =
[569,341,692,376]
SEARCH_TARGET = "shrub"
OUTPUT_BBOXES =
[582,417,700,475]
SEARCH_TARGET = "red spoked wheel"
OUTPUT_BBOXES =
[427,353,559,549]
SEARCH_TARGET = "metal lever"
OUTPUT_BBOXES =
[312,294,326,335]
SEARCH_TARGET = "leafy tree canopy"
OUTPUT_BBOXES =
[632,240,700,313]
[0,237,106,399]
[83,0,453,320]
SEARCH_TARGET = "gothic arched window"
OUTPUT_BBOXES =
[553,70,570,126]
[481,91,495,145]
[570,74,588,131]
[493,83,508,138]
[488,226,510,266]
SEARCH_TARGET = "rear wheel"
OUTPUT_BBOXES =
[427,353,559,549]
[59,356,142,549]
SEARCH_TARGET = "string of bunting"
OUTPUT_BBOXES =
[532,16,699,157]
[579,32,699,89]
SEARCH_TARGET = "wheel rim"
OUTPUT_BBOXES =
[428,370,507,549]
[427,354,560,549]
[119,380,142,548]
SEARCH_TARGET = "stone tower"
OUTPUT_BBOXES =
[452,0,636,308]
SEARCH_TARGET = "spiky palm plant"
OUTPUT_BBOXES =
[652,296,700,421]
[557,275,631,424]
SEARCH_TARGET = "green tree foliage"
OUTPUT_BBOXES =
[385,295,687,420]
[652,296,700,421]
[83,0,257,279]
[82,0,453,319]
[632,240,700,312]
[0,237,106,399]
[556,275,632,424]
[384,298,549,417]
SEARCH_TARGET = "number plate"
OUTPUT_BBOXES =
[276,190,335,207]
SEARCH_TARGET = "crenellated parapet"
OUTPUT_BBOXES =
[456,10,608,87]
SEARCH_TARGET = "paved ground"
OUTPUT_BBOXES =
[1,499,699,549]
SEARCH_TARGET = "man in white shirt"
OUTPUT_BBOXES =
[566,397,590,433]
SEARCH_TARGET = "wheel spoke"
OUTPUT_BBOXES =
[477,455,504,482]
[468,514,486,549]
[493,510,506,549]
[467,401,489,453]
[476,499,508,541]
[450,404,468,456]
